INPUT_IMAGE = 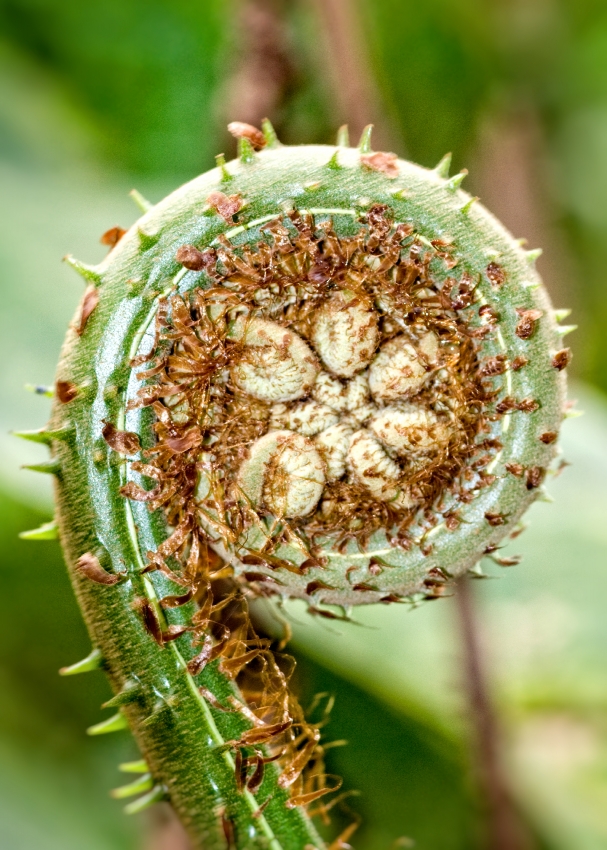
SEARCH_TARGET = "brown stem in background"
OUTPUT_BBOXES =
[456,577,532,850]
[308,0,395,150]
[220,0,296,129]
[470,108,573,313]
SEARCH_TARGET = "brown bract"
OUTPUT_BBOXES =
[76,286,99,336]
[539,431,557,445]
[100,226,127,247]
[526,466,545,490]
[360,151,399,178]
[206,191,244,223]
[175,244,217,272]
[479,355,507,377]
[515,308,543,339]
[486,262,506,287]
[227,121,267,150]
[510,355,528,371]
[76,552,121,585]
[485,511,507,526]
[102,421,141,455]
[56,380,78,403]
[552,348,572,371]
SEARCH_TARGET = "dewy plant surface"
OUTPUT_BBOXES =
[20,122,570,850]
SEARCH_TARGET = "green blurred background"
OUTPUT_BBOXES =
[1,1,607,847]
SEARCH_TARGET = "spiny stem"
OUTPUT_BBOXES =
[33,132,566,850]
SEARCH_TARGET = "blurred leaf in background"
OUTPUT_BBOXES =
[1,1,607,848]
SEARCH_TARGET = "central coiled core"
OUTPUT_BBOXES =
[126,205,494,575]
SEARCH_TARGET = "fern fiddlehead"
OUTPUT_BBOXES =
[21,122,569,849]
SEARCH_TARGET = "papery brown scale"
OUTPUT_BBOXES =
[243,572,279,583]
[234,750,247,793]
[227,121,266,149]
[136,360,168,380]
[220,649,263,676]
[162,624,191,642]
[517,398,540,413]
[184,533,203,584]
[56,380,78,403]
[495,396,517,414]
[228,253,263,282]
[163,428,202,454]
[207,633,234,665]
[485,511,507,526]
[135,598,164,645]
[539,431,557,445]
[130,300,168,367]
[479,304,499,324]
[198,687,234,713]
[246,757,265,794]
[552,348,572,371]
[233,721,292,748]
[170,295,194,325]
[325,819,360,850]
[176,245,207,271]
[466,325,491,339]
[145,479,182,512]
[525,466,545,490]
[478,355,507,377]
[155,520,192,563]
[486,262,506,287]
[515,308,543,339]
[187,635,214,675]
[149,557,193,589]
[307,606,347,621]
[251,797,273,819]
[510,355,528,371]
[129,462,164,480]
[100,225,126,247]
[278,731,321,789]
[102,421,141,455]
[160,589,194,608]
[151,401,173,425]
[76,552,122,585]
[120,480,165,502]
[76,286,100,335]
[286,780,342,810]
[261,220,294,254]
[221,812,235,850]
